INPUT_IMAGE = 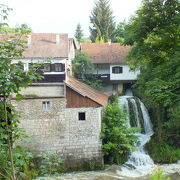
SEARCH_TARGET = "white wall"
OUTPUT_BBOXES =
[110,65,140,80]
[68,41,76,75]
[19,84,65,97]
[92,64,110,74]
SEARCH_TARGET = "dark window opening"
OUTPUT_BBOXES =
[55,63,62,72]
[79,112,86,121]
[44,64,51,72]
[112,66,123,74]
[42,101,50,110]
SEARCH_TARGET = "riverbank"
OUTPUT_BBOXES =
[36,161,180,180]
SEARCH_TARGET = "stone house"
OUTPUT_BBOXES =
[0,33,109,167]
[12,76,108,168]
[81,43,140,95]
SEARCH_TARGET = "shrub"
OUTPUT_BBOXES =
[37,151,63,177]
[0,146,39,180]
[101,97,138,164]
[146,139,180,163]
[150,168,171,180]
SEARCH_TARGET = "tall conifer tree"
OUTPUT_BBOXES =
[89,0,115,42]
[74,23,83,43]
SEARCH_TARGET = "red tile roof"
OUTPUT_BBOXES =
[66,76,109,106]
[82,43,131,64]
[0,33,69,58]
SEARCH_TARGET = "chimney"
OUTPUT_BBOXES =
[56,34,60,45]
[27,35,31,45]
[108,39,111,45]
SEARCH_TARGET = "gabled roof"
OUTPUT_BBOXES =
[66,76,109,106]
[0,33,69,58]
[82,43,131,64]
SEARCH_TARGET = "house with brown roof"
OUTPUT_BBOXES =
[2,33,109,168]
[13,76,108,169]
[0,33,77,82]
[81,43,140,95]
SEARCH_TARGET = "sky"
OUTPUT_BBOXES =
[1,0,142,37]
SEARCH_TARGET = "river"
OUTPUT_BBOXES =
[36,162,180,180]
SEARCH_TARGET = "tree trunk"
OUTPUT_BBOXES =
[4,97,16,180]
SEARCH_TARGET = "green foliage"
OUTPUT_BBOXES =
[72,51,93,80]
[0,23,32,34]
[14,23,32,34]
[0,147,64,179]
[163,102,180,147]
[74,23,84,43]
[150,168,171,180]
[37,151,63,177]
[0,4,12,27]
[80,37,92,43]
[0,146,39,180]
[146,138,180,163]
[112,21,126,43]
[0,4,40,179]
[0,25,15,33]
[124,0,180,145]
[72,52,102,89]
[83,74,102,90]
[89,0,115,42]
[101,97,138,164]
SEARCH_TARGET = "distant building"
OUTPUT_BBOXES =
[0,33,78,82]
[81,43,140,95]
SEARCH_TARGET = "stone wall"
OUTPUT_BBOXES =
[12,98,68,152]
[64,107,103,167]
[12,98,103,168]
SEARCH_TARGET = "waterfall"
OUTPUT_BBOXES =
[119,90,154,177]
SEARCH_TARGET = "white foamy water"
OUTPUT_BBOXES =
[119,90,154,177]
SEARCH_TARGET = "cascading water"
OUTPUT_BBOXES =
[119,90,154,177]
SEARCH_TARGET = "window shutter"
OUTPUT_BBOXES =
[112,67,115,73]
[61,64,65,72]
[51,64,55,72]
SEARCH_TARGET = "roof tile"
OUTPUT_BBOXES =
[82,43,131,64]
[66,76,109,106]
[0,33,69,58]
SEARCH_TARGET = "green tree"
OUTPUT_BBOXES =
[112,21,126,43]
[89,0,115,42]
[0,23,32,34]
[72,51,93,80]
[74,23,83,43]
[14,23,32,34]
[0,25,15,33]
[0,4,40,179]
[124,0,180,144]
[101,97,138,164]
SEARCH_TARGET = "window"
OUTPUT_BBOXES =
[44,64,51,72]
[42,101,50,110]
[112,66,123,74]
[55,63,62,72]
[78,112,86,121]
